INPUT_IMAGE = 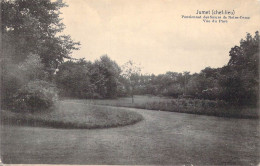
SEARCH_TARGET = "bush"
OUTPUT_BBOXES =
[1,58,23,108]
[13,80,58,112]
[1,54,51,109]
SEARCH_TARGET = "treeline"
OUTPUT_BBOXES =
[1,0,259,113]
[56,31,259,107]
[161,32,258,106]
[133,32,259,106]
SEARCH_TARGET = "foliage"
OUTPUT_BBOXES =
[18,54,49,81]
[55,59,94,98]
[1,0,78,112]
[92,55,121,98]
[219,32,259,105]
[55,30,259,107]
[1,58,24,108]
[12,80,58,112]
[116,31,259,107]
[1,0,80,69]
[1,55,57,113]
[121,60,142,102]
[55,55,122,99]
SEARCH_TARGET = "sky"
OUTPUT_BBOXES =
[60,0,260,75]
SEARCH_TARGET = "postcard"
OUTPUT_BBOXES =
[1,0,259,165]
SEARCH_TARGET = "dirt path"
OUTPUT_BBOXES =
[1,101,259,165]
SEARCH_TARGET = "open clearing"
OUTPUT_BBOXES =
[1,100,259,165]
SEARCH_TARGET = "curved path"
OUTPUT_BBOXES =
[1,101,259,165]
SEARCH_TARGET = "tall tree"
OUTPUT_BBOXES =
[1,0,80,69]
[220,31,259,105]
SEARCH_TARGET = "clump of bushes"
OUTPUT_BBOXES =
[2,54,58,112]
[12,80,58,112]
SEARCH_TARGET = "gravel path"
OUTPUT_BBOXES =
[1,101,259,165]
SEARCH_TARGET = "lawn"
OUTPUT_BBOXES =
[1,96,259,164]
[0,101,143,129]
[1,100,259,165]
[69,95,259,119]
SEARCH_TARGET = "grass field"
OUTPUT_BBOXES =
[70,95,259,119]
[1,96,259,164]
[0,101,143,129]
[1,100,259,165]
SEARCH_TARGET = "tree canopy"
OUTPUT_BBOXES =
[55,56,122,99]
[219,31,259,105]
[1,0,80,68]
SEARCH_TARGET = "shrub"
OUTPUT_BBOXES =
[13,80,58,112]
[1,54,51,109]
[1,59,24,109]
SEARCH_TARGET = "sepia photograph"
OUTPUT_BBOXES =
[1,0,260,165]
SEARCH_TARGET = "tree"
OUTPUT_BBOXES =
[55,59,94,98]
[55,55,122,99]
[1,0,80,111]
[150,72,182,97]
[121,60,141,103]
[92,55,121,98]
[1,0,80,70]
[182,71,190,95]
[219,31,259,105]
[228,32,259,72]
[191,67,221,100]
[18,54,49,81]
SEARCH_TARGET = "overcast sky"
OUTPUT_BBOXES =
[60,0,260,75]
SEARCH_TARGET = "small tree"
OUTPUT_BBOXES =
[121,60,141,103]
